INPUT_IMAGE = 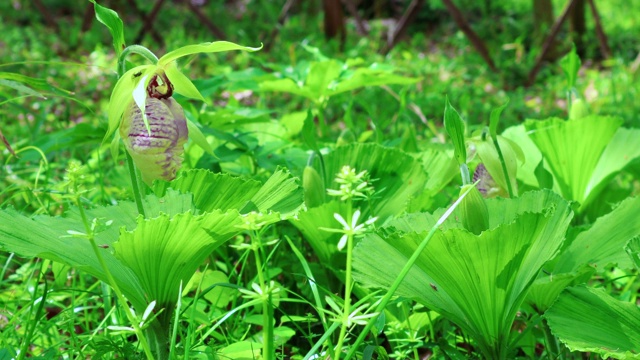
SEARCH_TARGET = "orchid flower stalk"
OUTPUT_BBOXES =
[106,41,261,185]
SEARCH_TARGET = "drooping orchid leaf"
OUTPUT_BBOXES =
[546,286,640,359]
[157,41,262,66]
[352,190,572,359]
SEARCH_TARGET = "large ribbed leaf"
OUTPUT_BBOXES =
[554,196,640,273]
[353,190,572,359]
[154,168,302,217]
[113,210,244,308]
[546,286,640,359]
[316,143,429,221]
[0,190,194,310]
[524,116,624,211]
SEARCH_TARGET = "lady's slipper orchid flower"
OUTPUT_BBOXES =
[105,41,261,184]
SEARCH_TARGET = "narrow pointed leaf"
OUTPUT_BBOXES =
[105,65,154,141]
[489,98,509,139]
[559,44,581,89]
[90,0,126,55]
[546,286,640,359]
[165,64,206,102]
[158,41,262,66]
[444,98,467,165]
[186,120,214,154]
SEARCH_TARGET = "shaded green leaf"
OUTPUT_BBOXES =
[90,0,126,55]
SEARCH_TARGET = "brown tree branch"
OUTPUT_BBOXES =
[587,0,611,59]
[382,0,424,55]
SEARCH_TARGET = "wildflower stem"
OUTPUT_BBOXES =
[252,231,274,360]
[492,138,514,198]
[118,45,159,76]
[334,203,354,358]
[73,189,154,359]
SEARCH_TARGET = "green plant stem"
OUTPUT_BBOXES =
[118,45,159,75]
[343,187,473,360]
[492,138,514,198]
[252,232,274,360]
[541,318,561,360]
[17,261,47,360]
[126,151,147,217]
[74,195,154,359]
[334,203,354,359]
[460,163,471,185]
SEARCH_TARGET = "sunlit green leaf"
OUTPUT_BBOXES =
[353,190,572,358]
[158,41,262,66]
[546,286,640,359]
[165,64,206,102]
[444,97,467,165]
[525,116,623,211]
[559,44,581,89]
[114,210,243,307]
[554,196,640,273]
[89,0,126,55]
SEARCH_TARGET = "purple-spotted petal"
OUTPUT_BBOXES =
[120,97,188,184]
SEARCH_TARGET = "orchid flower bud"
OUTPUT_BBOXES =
[119,96,188,185]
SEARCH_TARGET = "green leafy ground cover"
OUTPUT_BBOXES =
[1,1,640,359]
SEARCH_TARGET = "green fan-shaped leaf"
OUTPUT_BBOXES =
[546,286,640,359]
[525,116,623,211]
[554,196,640,273]
[353,191,572,359]
[154,169,261,213]
[317,143,429,221]
[244,168,303,217]
[113,210,244,308]
[525,267,593,312]
[0,190,194,310]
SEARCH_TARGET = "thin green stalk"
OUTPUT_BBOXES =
[343,187,473,360]
[541,318,561,360]
[74,193,154,359]
[303,322,341,359]
[17,261,47,360]
[126,151,146,217]
[252,232,274,360]
[492,138,514,198]
[118,45,159,75]
[334,202,354,359]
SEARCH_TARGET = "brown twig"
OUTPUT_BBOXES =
[125,0,164,44]
[134,0,167,44]
[263,0,298,52]
[382,0,424,55]
[587,0,611,59]
[186,1,227,39]
[342,0,368,36]
[32,0,59,31]
[441,0,497,71]
[527,0,578,86]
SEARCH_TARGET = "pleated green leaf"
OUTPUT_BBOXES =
[546,286,640,359]
[554,196,640,273]
[353,190,572,359]
[0,190,195,311]
[113,210,244,307]
[524,116,623,211]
